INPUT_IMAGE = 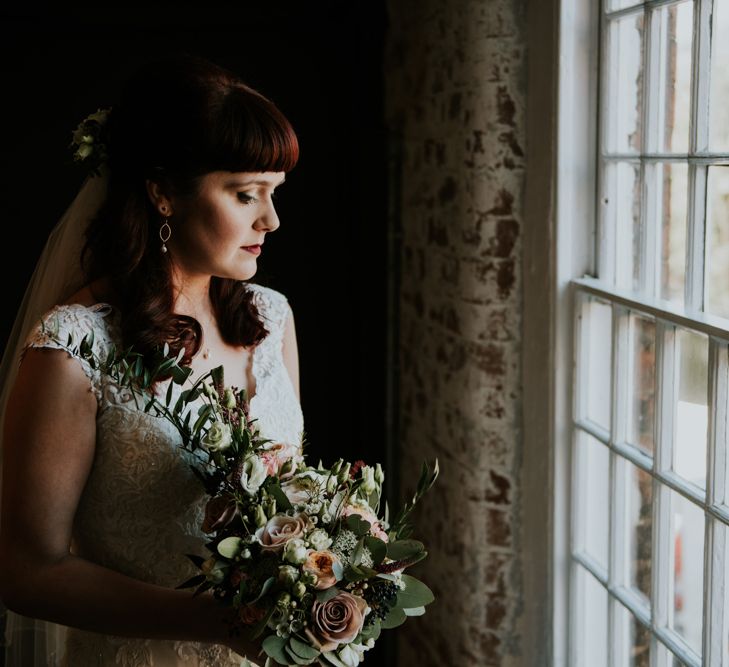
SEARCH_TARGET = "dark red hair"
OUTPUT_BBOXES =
[82,54,299,370]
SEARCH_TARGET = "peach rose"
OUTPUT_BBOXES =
[254,513,311,552]
[305,592,368,652]
[302,550,340,590]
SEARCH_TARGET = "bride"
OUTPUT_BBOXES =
[0,53,303,666]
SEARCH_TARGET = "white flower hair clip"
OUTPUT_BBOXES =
[69,107,112,177]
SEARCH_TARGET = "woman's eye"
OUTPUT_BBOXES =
[237,192,256,204]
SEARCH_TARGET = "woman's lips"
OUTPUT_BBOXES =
[242,245,261,256]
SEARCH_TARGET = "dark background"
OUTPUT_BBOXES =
[0,2,395,664]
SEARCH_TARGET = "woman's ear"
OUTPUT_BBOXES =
[145,179,174,217]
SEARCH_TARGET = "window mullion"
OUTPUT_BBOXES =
[651,321,676,656]
[642,5,661,297]
[609,304,630,663]
[685,0,712,311]
[685,164,707,311]
[599,4,615,283]
[705,338,728,664]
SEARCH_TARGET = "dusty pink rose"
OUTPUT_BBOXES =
[341,504,389,542]
[302,550,340,590]
[259,443,301,478]
[305,592,368,652]
[254,513,311,552]
[201,494,239,534]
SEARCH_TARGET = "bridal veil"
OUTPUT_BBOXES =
[0,169,109,666]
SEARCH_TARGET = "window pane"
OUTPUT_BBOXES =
[615,602,651,667]
[626,460,653,604]
[576,431,610,569]
[670,490,705,657]
[658,163,689,305]
[653,1,693,153]
[718,521,729,667]
[603,161,642,291]
[607,12,645,153]
[607,0,642,13]
[706,166,729,319]
[674,329,708,489]
[581,298,613,430]
[574,566,609,667]
[629,315,656,454]
[709,0,729,152]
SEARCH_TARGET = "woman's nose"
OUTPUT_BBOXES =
[256,201,280,232]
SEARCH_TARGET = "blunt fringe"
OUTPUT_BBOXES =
[82,53,299,373]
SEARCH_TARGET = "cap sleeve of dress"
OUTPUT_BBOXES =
[21,303,116,403]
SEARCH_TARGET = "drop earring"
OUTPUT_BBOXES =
[160,217,172,253]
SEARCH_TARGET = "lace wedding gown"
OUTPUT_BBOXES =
[3,283,304,667]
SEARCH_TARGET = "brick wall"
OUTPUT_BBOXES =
[385,1,527,664]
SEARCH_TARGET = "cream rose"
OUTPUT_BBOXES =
[302,550,340,590]
[201,422,232,451]
[305,592,368,652]
[254,513,311,552]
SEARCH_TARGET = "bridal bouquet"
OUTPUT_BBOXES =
[55,330,438,666]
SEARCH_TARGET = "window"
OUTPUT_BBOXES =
[569,1,729,665]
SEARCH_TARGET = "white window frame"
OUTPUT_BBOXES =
[538,0,729,665]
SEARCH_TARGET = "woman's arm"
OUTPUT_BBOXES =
[0,348,258,656]
[281,303,300,401]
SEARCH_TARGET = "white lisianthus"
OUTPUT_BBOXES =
[338,642,368,666]
[201,422,232,451]
[222,388,237,408]
[240,455,268,495]
[76,140,94,158]
[281,470,327,506]
[374,463,384,485]
[283,538,308,564]
[308,528,333,551]
[202,380,218,400]
[326,474,339,494]
[360,466,377,494]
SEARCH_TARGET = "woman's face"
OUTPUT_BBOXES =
[167,170,285,281]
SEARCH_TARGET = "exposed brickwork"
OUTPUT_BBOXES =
[385,0,526,664]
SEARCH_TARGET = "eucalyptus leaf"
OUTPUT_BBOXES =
[315,586,341,603]
[320,652,348,667]
[262,635,290,665]
[360,618,381,642]
[284,645,314,665]
[216,536,243,559]
[404,606,426,616]
[363,536,387,565]
[381,606,407,629]
[386,539,425,561]
[288,636,320,660]
[345,514,371,536]
[396,574,434,608]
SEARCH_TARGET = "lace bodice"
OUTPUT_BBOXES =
[10,282,303,667]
